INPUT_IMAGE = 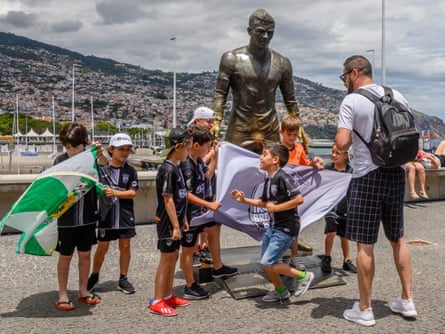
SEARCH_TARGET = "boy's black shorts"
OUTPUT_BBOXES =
[98,228,136,241]
[157,239,181,253]
[181,222,218,248]
[56,224,97,256]
[324,216,346,237]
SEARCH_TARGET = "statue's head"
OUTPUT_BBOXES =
[248,9,275,28]
[247,9,275,47]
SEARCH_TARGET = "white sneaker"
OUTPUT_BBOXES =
[343,301,376,327]
[294,271,314,297]
[262,289,290,303]
[390,297,417,318]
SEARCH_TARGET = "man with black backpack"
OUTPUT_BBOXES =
[335,55,417,327]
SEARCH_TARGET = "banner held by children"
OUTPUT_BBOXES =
[191,142,352,241]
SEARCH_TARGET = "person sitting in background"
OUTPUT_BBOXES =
[405,159,426,200]
[406,150,439,200]
[419,149,441,169]
[433,140,445,166]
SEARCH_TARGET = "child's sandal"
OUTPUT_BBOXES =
[54,300,75,311]
[78,293,101,305]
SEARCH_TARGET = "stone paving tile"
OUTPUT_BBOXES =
[1,201,444,333]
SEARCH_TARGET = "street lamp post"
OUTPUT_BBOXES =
[90,96,94,142]
[381,0,386,85]
[71,64,81,122]
[170,37,177,128]
[366,49,375,79]
[52,96,56,154]
[25,111,28,151]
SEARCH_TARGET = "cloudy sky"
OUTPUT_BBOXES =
[1,0,444,120]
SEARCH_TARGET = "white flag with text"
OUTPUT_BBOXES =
[191,142,352,241]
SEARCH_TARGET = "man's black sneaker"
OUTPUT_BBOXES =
[87,272,99,291]
[200,246,213,264]
[343,259,357,273]
[118,276,136,294]
[321,255,332,273]
[211,265,238,279]
[184,281,210,300]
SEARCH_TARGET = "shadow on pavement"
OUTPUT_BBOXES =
[309,297,418,322]
[1,290,98,318]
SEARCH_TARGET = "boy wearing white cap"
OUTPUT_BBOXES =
[188,106,217,264]
[88,133,139,295]
[187,106,215,128]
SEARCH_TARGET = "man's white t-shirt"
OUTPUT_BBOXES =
[338,84,409,178]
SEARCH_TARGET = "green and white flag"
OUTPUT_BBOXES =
[0,146,103,256]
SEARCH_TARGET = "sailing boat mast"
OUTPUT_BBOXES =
[52,96,56,154]
[91,96,94,142]
[15,94,19,147]
[25,111,28,151]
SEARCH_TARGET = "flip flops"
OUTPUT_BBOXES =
[419,191,429,199]
[409,191,420,200]
[54,300,75,311]
[78,293,101,305]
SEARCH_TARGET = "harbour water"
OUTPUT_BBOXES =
[0,148,161,174]
[0,141,335,174]
[0,152,54,174]
[308,146,333,162]
[308,139,334,163]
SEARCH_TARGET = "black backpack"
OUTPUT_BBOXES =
[353,87,419,168]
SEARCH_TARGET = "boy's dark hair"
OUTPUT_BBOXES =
[189,124,212,145]
[59,122,89,147]
[281,114,301,132]
[264,143,289,167]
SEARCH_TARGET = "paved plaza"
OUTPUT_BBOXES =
[1,201,444,333]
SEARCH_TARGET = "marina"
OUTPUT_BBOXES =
[0,140,334,175]
[0,148,162,175]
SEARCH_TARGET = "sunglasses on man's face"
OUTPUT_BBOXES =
[339,69,353,82]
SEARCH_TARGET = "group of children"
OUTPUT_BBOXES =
[52,108,356,317]
[150,123,240,316]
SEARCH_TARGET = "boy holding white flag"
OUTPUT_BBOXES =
[53,123,103,311]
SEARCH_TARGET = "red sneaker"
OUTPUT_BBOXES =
[149,300,177,317]
[164,295,190,307]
